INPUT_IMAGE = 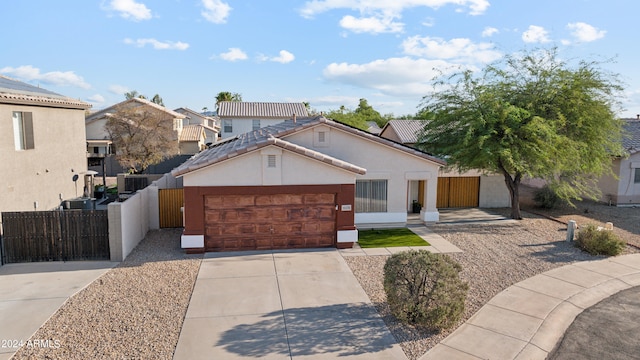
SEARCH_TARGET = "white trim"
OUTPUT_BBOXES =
[355,212,407,225]
[421,210,439,222]
[181,234,204,248]
[337,230,358,243]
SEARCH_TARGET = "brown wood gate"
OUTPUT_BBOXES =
[437,177,480,208]
[159,188,184,228]
[0,210,109,264]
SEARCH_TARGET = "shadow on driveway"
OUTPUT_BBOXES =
[216,303,400,358]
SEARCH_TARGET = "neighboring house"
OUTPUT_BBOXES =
[0,75,91,213]
[380,119,511,208]
[597,119,640,205]
[217,101,309,139]
[174,107,220,145]
[172,116,445,252]
[366,121,382,135]
[86,98,206,176]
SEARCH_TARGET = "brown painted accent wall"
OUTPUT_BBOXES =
[183,184,356,239]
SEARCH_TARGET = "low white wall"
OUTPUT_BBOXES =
[108,187,151,262]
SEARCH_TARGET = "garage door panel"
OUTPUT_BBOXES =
[204,193,336,252]
[304,194,335,204]
[205,196,223,209]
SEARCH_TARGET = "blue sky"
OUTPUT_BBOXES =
[3,0,640,117]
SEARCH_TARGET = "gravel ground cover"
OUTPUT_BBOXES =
[345,205,640,360]
[12,228,202,360]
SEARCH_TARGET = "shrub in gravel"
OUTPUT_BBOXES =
[533,185,563,209]
[383,250,468,331]
[574,224,626,256]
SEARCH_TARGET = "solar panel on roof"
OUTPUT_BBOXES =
[0,75,65,98]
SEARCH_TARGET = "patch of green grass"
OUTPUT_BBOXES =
[358,228,429,248]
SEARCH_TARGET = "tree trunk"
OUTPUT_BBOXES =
[498,164,522,220]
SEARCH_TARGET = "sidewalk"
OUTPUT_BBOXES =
[420,254,640,359]
[0,261,117,360]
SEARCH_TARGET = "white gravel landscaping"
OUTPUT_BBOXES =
[11,228,202,360]
[345,212,640,360]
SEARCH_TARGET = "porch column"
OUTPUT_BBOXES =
[420,178,439,222]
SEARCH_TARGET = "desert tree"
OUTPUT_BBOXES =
[105,104,179,174]
[417,48,625,219]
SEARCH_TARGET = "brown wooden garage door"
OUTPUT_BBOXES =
[204,193,336,251]
[437,177,480,208]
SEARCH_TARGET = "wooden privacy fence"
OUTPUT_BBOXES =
[437,177,480,208]
[159,188,184,228]
[1,210,109,264]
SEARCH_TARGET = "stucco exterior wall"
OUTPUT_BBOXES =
[283,125,441,223]
[601,154,640,205]
[86,118,108,140]
[478,175,511,207]
[0,103,88,213]
[182,145,357,187]
[219,118,286,139]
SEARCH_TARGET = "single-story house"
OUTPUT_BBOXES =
[597,119,640,205]
[172,116,445,252]
[0,75,91,212]
[380,119,511,208]
[217,101,309,139]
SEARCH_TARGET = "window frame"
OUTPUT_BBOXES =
[252,119,261,131]
[355,179,388,213]
[634,168,640,184]
[223,119,233,133]
[13,111,34,150]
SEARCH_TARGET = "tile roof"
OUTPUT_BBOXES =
[380,119,427,144]
[0,75,90,109]
[217,102,309,118]
[180,125,206,142]
[172,116,445,177]
[622,119,640,154]
[86,97,185,123]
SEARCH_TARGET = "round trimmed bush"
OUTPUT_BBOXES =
[533,185,563,209]
[383,250,468,331]
[575,224,626,256]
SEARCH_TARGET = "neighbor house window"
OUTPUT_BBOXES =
[223,119,233,133]
[635,168,640,184]
[13,111,34,150]
[207,119,215,128]
[252,119,261,131]
[355,180,388,212]
[318,131,326,143]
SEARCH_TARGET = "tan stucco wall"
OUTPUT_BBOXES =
[86,118,109,140]
[599,154,640,205]
[181,145,357,187]
[179,141,202,155]
[283,125,441,216]
[1,103,88,212]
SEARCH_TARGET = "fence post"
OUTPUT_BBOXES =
[566,220,577,242]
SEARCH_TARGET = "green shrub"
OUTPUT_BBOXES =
[574,224,626,256]
[533,185,563,209]
[383,250,468,331]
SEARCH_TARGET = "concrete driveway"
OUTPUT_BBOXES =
[174,249,407,359]
[0,261,117,360]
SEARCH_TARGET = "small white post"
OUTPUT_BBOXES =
[566,220,577,242]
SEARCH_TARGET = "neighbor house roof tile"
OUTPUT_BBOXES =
[180,125,206,142]
[380,119,427,144]
[217,102,309,118]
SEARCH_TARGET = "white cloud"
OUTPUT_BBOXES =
[522,25,550,43]
[218,48,248,62]
[87,94,106,104]
[106,0,152,21]
[567,22,606,42]
[123,38,189,50]
[339,15,403,34]
[402,36,502,63]
[271,50,295,64]
[0,65,90,89]
[323,57,462,97]
[300,0,490,18]
[300,0,489,34]
[201,0,231,24]
[481,26,498,37]
[258,50,296,64]
[109,85,129,96]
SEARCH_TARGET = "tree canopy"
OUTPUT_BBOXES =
[325,98,391,130]
[215,91,242,109]
[105,104,179,174]
[417,48,625,219]
[124,90,164,106]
